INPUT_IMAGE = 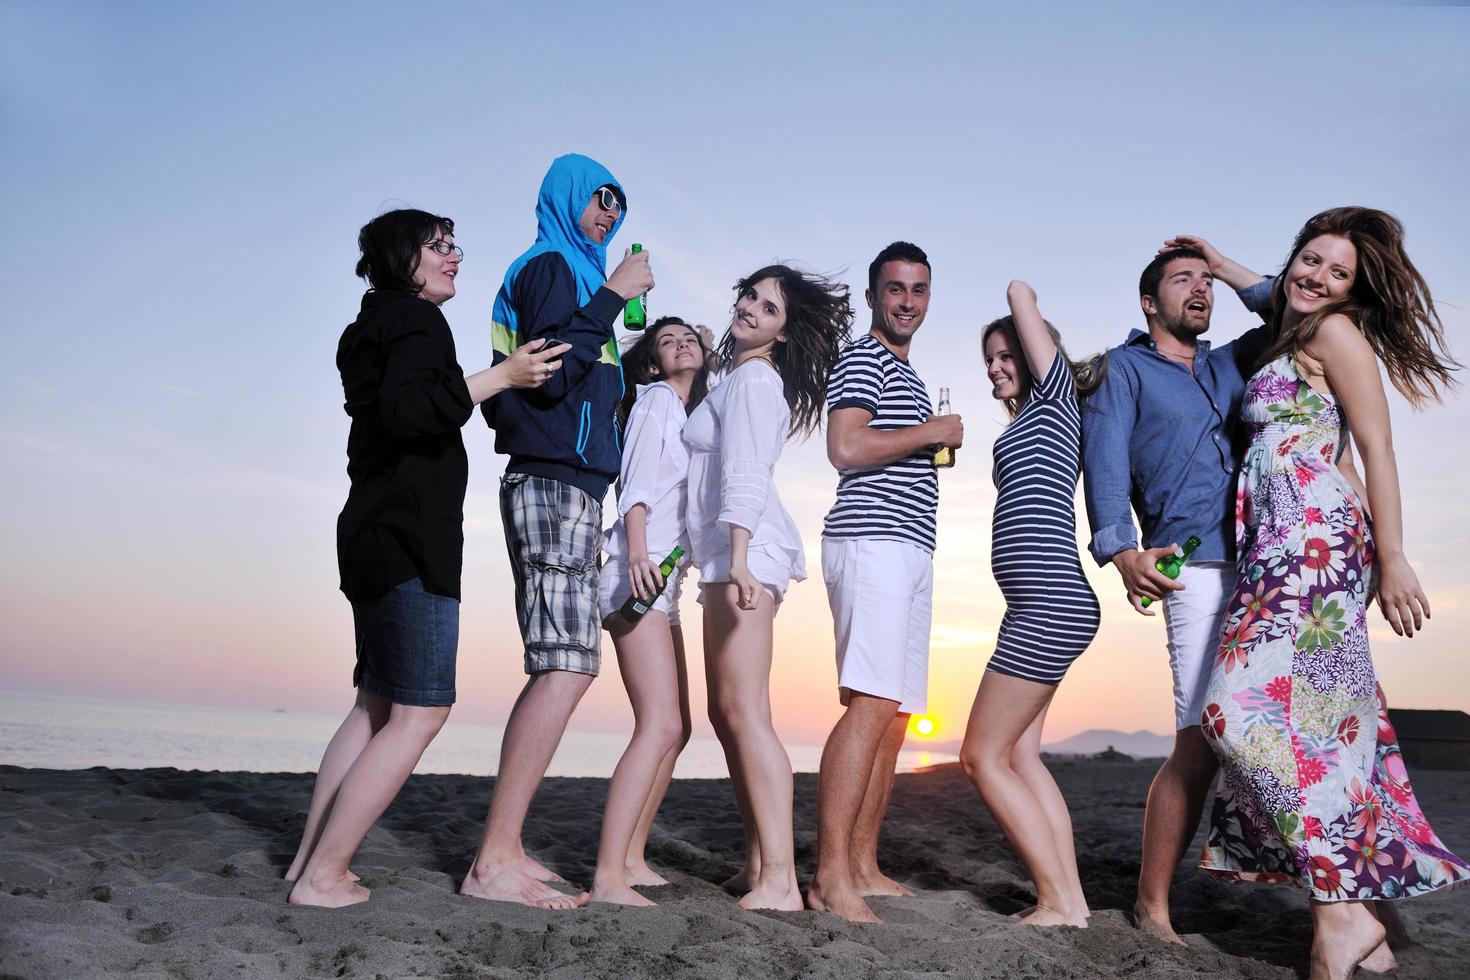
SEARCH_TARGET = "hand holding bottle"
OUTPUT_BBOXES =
[627,553,666,602]
[1112,543,1188,616]
[607,246,655,301]
[926,413,964,449]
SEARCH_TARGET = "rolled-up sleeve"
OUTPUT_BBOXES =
[1237,276,1275,317]
[618,386,678,517]
[1082,352,1138,565]
[718,372,787,534]
[379,308,474,439]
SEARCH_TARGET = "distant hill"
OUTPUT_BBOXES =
[922,728,1174,760]
[1040,729,1174,758]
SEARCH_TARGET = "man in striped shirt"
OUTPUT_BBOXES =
[808,242,964,923]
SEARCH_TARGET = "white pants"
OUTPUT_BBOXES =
[1162,561,1234,731]
[822,537,933,715]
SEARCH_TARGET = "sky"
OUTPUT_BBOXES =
[2,2,1468,757]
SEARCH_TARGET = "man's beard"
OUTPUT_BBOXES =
[1161,305,1210,342]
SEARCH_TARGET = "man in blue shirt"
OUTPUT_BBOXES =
[1082,242,1268,944]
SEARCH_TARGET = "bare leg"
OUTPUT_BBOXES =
[1357,901,1405,973]
[704,606,761,891]
[1310,899,1386,980]
[959,673,1086,928]
[285,689,391,881]
[288,702,451,907]
[588,613,684,906]
[808,694,901,923]
[626,625,692,887]
[704,584,800,911]
[1010,701,1087,917]
[1134,725,1218,944]
[460,670,593,910]
[851,713,915,897]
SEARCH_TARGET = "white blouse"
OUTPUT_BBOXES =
[604,382,690,565]
[682,359,806,588]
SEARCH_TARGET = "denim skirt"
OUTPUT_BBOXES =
[352,577,459,706]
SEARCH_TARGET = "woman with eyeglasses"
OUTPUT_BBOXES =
[586,316,712,906]
[284,209,569,908]
[684,265,853,911]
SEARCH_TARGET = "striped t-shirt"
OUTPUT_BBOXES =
[822,334,938,553]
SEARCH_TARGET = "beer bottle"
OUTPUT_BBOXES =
[623,243,647,330]
[1140,535,1201,608]
[933,387,956,468]
[619,545,685,622]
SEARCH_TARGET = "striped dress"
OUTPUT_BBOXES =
[987,351,1100,684]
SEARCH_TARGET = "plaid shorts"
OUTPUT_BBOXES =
[500,473,604,675]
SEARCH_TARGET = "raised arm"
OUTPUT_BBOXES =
[1005,280,1057,381]
[1312,314,1428,636]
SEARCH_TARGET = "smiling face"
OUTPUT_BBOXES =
[1284,234,1358,322]
[649,322,705,381]
[984,326,1027,402]
[730,276,788,355]
[414,229,459,305]
[1143,256,1214,340]
[577,185,621,245]
[867,259,931,349]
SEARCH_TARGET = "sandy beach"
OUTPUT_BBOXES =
[2,759,1467,979]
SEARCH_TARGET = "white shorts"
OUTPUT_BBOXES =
[599,558,684,627]
[822,536,932,715]
[1162,561,1233,731]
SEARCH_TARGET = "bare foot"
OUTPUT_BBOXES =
[1359,941,1397,974]
[625,863,670,887]
[808,877,882,924]
[588,882,656,908]
[284,868,358,884]
[1133,903,1187,946]
[288,870,370,908]
[461,862,586,910]
[519,853,569,884]
[1019,904,1088,929]
[853,869,914,898]
[1310,904,1386,980]
[1371,901,1410,950]
[738,874,803,912]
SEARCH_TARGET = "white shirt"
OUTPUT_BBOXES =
[604,382,690,565]
[683,359,806,588]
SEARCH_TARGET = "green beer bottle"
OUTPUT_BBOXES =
[619,545,685,622]
[623,243,647,330]
[1140,534,1201,608]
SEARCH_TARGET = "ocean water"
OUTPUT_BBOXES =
[0,692,954,779]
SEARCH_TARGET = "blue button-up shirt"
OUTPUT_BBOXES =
[1082,280,1275,565]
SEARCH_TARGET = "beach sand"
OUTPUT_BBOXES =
[2,760,1467,979]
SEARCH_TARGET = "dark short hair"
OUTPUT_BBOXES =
[355,209,454,293]
[868,241,931,295]
[1138,247,1207,300]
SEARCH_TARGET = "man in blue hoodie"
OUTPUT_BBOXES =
[463,154,653,908]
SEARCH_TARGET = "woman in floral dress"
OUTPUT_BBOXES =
[1196,207,1469,980]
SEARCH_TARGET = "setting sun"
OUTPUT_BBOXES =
[911,716,938,738]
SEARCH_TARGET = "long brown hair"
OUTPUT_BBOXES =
[616,317,711,431]
[716,264,854,438]
[1258,206,1458,408]
[981,316,1105,420]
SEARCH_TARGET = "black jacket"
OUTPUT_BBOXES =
[336,290,474,602]
[481,252,624,501]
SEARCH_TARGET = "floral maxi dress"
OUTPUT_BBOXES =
[1199,354,1470,901]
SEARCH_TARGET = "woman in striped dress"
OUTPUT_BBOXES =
[958,280,1101,928]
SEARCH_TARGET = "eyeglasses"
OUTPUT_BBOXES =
[423,239,464,258]
[594,185,623,216]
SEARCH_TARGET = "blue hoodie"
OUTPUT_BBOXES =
[483,154,628,500]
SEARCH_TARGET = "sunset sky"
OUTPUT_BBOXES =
[3,2,1467,757]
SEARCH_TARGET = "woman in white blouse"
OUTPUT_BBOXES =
[685,265,853,911]
[588,318,711,907]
